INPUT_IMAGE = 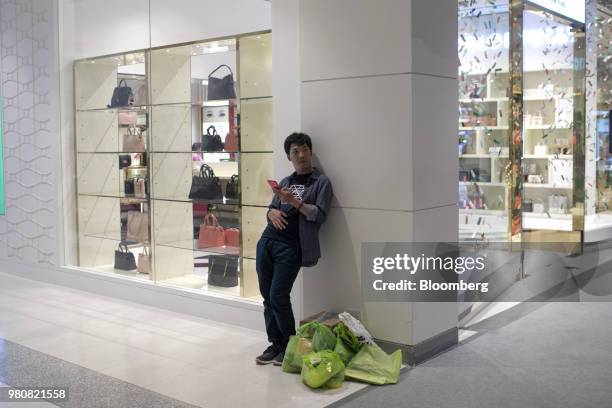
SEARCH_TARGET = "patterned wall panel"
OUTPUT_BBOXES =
[0,0,57,265]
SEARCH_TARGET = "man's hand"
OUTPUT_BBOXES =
[274,187,299,207]
[268,209,288,230]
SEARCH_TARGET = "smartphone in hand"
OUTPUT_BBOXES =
[267,180,280,190]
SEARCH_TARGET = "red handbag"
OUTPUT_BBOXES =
[225,228,240,248]
[198,214,226,248]
[224,129,239,152]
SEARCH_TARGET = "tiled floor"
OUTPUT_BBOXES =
[0,272,368,407]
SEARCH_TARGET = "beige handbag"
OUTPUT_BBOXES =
[123,127,146,152]
[137,246,150,274]
[127,211,149,242]
[134,177,146,198]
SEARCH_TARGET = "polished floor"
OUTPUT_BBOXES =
[339,301,612,408]
[0,272,368,408]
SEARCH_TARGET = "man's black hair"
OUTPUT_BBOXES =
[284,132,312,157]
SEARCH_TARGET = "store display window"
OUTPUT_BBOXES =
[72,32,272,300]
[458,0,589,246]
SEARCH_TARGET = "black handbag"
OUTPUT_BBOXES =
[119,154,131,169]
[114,243,137,270]
[207,255,239,287]
[108,79,133,108]
[189,164,223,200]
[225,174,240,203]
[124,179,135,195]
[202,125,224,152]
[207,64,236,101]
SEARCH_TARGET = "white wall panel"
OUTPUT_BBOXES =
[302,207,414,317]
[410,0,458,79]
[300,0,412,81]
[67,0,150,59]
[411,75,458,210]
[150,0,271,48]
[301,74,414,211]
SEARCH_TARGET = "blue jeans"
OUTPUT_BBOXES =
[256,238,302,349]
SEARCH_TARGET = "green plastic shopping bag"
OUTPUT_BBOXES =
[282,335,314,373]
[312,324,336,351]
[300,350,345,389]
[344,344,402,385]
[334,336,356,365]
[333,322,362,353]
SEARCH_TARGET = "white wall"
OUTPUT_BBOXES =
[64,0,271,60]
[0,0,60,265]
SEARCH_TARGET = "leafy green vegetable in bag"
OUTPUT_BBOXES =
[344,344,402,385]
[334,336,356,365]
[297,321,321,339]
[333,322,362,353]
[301,350,345,389]
[282,335,313,373]
[312,324,336,351]
[323,371,344,389]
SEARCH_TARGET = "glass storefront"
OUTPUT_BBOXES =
[71,32,271,300]
[456,0,612,249]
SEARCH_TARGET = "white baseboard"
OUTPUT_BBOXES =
[0,259,265,332]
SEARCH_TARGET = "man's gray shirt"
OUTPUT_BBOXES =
[266,168,333,267]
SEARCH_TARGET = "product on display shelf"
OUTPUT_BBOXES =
[225,174,240,202]
[114,243,137,271]
[527,174,543,184]
[198,213,226,248]
[118,111,137,126]
[207,64,236,101]
[126,211,149,242]
[224,227,240,248]
[207,255,239,287]
[534,143,548,156]
[122,127,145,152]
[533,199,545,214]
[202,125,224,152]
[119,154,131,169]
[108,79,133,108]
[189,164,223,200]
[224,129,239,152]
[522,199,533,212]
[548,194,568,214]
[134,177,147,198]
[137,246,150,274]
[124,179,135,195]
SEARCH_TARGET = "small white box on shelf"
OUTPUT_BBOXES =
[534,144,548,156]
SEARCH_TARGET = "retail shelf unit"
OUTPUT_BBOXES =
[458,1,585,243]
[73,32,272,300]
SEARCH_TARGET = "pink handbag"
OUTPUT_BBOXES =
[123,127,146,152]
[224,129,239,152]
[224,228,240,248]
[198,214,226,248]
[118,111,137,126]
